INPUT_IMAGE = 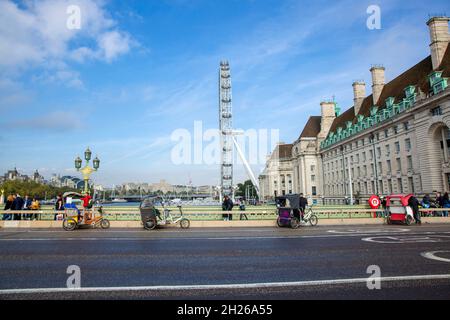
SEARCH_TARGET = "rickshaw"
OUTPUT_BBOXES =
[139,196,190,230]
[62,192,110,231]
[385,194,415,225]
[276,194,319,228]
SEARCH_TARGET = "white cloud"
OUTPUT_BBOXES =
[0,0,135,86]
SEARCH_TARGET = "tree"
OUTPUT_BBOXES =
[0,180,78,200]
[235,180,258,200]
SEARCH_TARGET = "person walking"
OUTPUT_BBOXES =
[30,196,40,220]
[222,195,233,221]
[443,192,450,217]
[55,194,64,220]
[2,194,14,220]
[407,195,421,225]
[239,201,248,220]
[22,195,32,219]
[299,193,308,221]
[11,194,24,220]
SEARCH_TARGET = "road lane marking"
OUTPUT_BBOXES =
[421,251,450,263]
[328,228,410,234]
[362,235,450,243]
[1,274,449,295]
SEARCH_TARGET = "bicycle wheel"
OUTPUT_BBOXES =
[290,217,300,229]
[309,214,318,226]
[100,219,110,229]
[63,218,77,231]
[144,218,157,230]
[180,218,190,229]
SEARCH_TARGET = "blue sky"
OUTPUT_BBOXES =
[0,0,449,187]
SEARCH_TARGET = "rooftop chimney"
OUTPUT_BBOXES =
[352,81,366,115]
[370,66,385,106]
[319,101,336,139]
[427,16,450,70]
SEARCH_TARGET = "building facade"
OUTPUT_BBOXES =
[260,16,450,203]
[259,143,293,200]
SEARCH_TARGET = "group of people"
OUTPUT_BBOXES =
[2,193,41,220]
[420,192,450,217]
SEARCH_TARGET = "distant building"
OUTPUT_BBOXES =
[258,143,293,200]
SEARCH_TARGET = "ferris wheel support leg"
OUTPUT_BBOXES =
[231,136,260,199]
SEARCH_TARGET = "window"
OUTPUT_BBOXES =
[377,147,381,158]
[431,106,442,116]
[384,129,389,138]
[397,178,403,193]
[387,160,392,173]
[396,158,401,172]
[378,162,382,174]
[362,152,366,162]
[311,175,316,182]
[311,165,315,172]
[369,150,373,160]
[394,126,398,134]
[408,177,415,193]
[404,122,409,131]
[405,138,411,152]
[312,186,317,196]
[385,144,390,156]
[356,154,360,163]
[376,132,380,141]
[395,142,400,154]
[407,156,413,170]
[363,165,367,175]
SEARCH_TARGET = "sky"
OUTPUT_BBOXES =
[0,0,449,187]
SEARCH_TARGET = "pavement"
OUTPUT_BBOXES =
[0,224,450,299]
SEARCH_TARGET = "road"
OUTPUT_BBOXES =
[0,224,450,299]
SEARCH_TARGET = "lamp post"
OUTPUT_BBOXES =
[75,147,100,194]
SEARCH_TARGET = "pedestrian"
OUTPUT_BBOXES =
[2,194,14,220]
[222,195,233,221]
[407,195,421,225]
[380,196,387,218]
[433,192,442,216]
[299,193,308,221]
[239,202,248,220]
[443,192,450,218]
[55,194,64,220]
[421,194,431,208]
[30,196,40,220]
[11,194,24,220]
[22,194,31,219]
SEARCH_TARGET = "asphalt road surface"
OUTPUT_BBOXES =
[1,224,450,299]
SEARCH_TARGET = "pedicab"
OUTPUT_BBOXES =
[62,192,110,231]
[139,196,190,230]
[275,194,303,228]
[385,194,415,225]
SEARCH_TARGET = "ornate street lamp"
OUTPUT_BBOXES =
[84,148,92,161]
[75,147,100,194]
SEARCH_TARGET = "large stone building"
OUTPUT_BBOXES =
[259,143,293,200]
[260,16,450,203]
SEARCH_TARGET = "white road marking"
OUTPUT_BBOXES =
[362,235,450,243]
[328,228,410,234]
[421,251,450,263]
[1,274,449,295]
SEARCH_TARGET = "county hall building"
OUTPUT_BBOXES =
[259,16,450,204]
